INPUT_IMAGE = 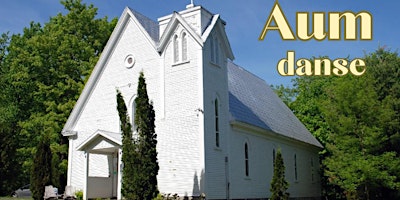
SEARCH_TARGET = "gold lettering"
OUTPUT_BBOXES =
[259,2,295,41]
[314,59,331,75]
[296,59,313,76]
[297,12,327,40]
[349,59,366,75]
[332,59,349,76]
[277,51,295,76]
[329,12,373,40]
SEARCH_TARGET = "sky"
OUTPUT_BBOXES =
[0,0,399,86]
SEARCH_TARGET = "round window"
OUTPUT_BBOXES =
[124,54,135,68]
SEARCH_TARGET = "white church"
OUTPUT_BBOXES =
[62,3,322,200]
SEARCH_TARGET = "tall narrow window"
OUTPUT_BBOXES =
[210,37,215,62]
[273,149,276,164]
[245,143,249,176]
[311,157,314,182]
[294,154,298,181]
[215,99,219,147]
[182,32,187,61]
[173,35,179,63]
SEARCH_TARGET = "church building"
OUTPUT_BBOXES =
[62,3,322,200]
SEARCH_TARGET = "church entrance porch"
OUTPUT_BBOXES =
[76,130,122,200]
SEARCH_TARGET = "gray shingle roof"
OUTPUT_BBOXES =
[129,8,159,43]
[228,62,323,148]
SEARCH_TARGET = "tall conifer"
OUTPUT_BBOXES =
[270,149,289,200]
[116,72,158,200]
[134,72,159,199]
[116,90,137,199]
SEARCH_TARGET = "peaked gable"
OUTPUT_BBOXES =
[158,11,204,53]
[62,7,159,135]
[228,62,323,148]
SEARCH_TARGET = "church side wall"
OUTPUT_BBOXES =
[202,34,230,199]
[228,126,321,199]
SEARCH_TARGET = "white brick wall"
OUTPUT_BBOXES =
[69,17,161,191]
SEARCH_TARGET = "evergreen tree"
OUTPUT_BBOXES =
[270,149,289,200]
[116,90,137,199]
[117,72,159,200]
[30,134,52,200]
[134,72,159,200]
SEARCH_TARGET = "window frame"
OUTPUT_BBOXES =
[181,32,188,61]
[173,34,179,63]
[214,98,220,148]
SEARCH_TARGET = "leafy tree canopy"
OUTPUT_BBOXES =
[0,0,116,194]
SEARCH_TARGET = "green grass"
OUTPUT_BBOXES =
[0,197,32,200]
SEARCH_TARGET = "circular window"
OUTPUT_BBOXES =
[124,54,135,68]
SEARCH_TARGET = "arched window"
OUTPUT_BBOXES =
[294,154,298,181]
[245,143,249,176]
[215,99,219,147]
[173,35,179,63]
[182,32,187,61]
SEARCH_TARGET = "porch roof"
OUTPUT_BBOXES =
[77,130,122,154]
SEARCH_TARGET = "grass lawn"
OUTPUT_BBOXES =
[0,197,32,200]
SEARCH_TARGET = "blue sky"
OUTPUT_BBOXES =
[0,0,399,86]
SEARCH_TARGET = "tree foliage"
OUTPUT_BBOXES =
[270,84,296,107]
[116,90,136,199]
[280,49,400,199]
[133,72,159,200]
[0,0,116,194]
[270,149,289,200]
[117,72,159,200]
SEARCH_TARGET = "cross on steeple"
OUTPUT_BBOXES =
[186,0,195,8]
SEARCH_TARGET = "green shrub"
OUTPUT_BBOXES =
[152,193,163,200]
[75,190,83,200]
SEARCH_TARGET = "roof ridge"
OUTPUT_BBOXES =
[127,7,157,23]
[127,7,159,42]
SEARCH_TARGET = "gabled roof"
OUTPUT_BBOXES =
[228,62,323,148]
[129,8,159,43]
[77,130,121,151]
[62,6,236,135]
[158,11,204,53]
[202,14,234,60]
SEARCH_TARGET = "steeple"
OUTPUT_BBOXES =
[158,3,215,37]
